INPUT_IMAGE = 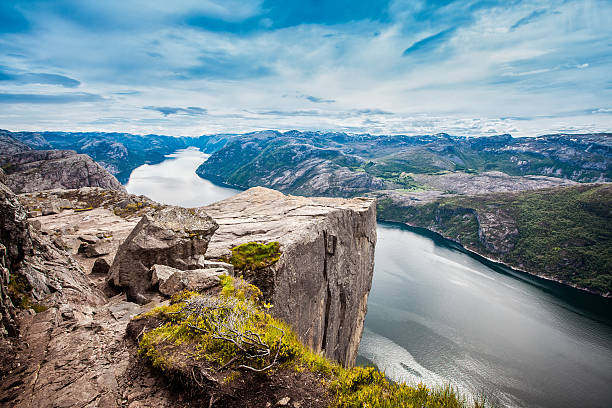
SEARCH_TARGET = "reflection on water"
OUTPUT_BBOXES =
[125,147,239,207]
[125,150,612,408]
[359,223,612,408]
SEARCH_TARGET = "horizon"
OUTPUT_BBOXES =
[2,127,612,140]
[1,1,611,137]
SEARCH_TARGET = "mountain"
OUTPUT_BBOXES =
[377,184,612,295]
[0,149,125,193]
[0,129,228,184]
[196,131,611,197]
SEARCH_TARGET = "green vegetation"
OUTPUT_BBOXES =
[379,184,612,294]
[7,273,47,313]
[229,241,281,271]
[135,276,487,407]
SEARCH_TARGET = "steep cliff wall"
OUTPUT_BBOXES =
[204,187,377,366]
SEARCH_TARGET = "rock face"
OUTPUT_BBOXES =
[0,133,31,156]
[0,149,125,193]
[107,206,218,303]
[0,185,378,406]
[204,187,377,367]
[158,268,225,296]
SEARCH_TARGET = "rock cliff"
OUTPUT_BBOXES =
[203,187,377,367]
[0,185,377,406]
[0,149,125,194]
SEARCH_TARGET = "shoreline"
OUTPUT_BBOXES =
[384,220,612,304]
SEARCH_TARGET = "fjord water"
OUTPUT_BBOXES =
[360,224,612,408]
[125,147,239,206]
[127,148,612,408]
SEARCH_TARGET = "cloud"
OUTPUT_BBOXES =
[510,9,548,31]
[0,92,102,103]
[184,52,273,80]
[0,0,610,137]
[257,109,321,116]
[296,93,335,103]
[143,106,208,116]
[402,28,456,56]
[0,71,80,87]
[352,109,393,115]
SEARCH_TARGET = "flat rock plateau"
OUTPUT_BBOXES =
[0,185,376,407]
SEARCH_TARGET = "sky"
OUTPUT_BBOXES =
[0,0,611,137]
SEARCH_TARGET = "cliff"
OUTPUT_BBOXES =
[0,185,377,406]
[0,149,125,193]
[203,187,377,367]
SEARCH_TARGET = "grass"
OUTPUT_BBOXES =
[229,241,281,271]
[135,276,488,407]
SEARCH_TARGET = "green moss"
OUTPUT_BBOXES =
[7,273,47,312]
[135,278,486,407]
[229,241,281,271]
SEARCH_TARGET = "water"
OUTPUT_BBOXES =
[126,149,612,408]
[359,223,612,408]
[125,147,239,207]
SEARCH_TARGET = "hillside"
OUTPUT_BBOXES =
[196,131,612,194]
[377,184,612,295]
[0,149,125,193]
[0,129,235,184]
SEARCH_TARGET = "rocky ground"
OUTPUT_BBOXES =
[0,185,376,407]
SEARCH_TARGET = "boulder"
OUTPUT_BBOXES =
[158,268,225,296]
[78,235,98,244]
[41,202,60,216]
[77,240,112,258]
[91,258,111,275]
[107,206,218,304]
[150,264,180,287]
[195,256,234,274]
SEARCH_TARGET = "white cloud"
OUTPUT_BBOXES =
[0,0,611,137]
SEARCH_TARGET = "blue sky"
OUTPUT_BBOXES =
[0,0,610,136]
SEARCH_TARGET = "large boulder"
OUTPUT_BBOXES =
[107,206,218,304]
[158,268,225,296]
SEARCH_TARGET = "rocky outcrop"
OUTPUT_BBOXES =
[0,149,125,193]
[0,185,377,407]
[107,207,218,304]
[203,187,377,367]
[158,268,225,296]
[0,133,31,156]
[476,210,519,254]
[0,186,190,407]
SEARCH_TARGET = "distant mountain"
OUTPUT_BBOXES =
[0,149,125,193]
[196,131,612,196]
[0,129,236,184]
